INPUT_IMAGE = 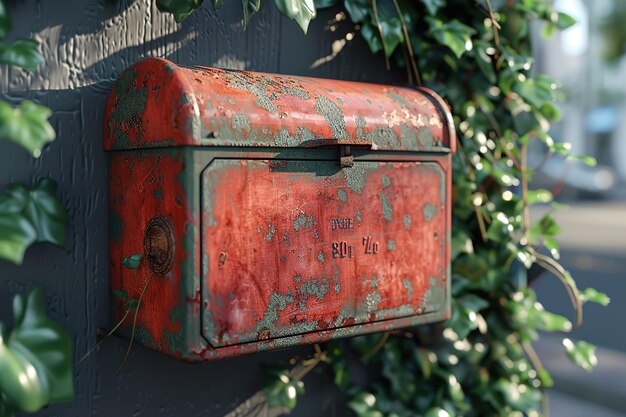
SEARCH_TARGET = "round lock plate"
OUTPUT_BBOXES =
[143,216,175,276]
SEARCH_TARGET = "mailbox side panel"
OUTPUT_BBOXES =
[109,149,206,361]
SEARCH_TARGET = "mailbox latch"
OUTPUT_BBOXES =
[339,145,354,168]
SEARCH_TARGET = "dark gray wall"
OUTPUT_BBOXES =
[0,1,401,415]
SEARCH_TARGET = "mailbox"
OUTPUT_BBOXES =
[104,58,456,361]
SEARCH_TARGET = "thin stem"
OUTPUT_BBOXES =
[361,332,390,361]
[78,308,131,364]
[371,0,391,71]
[116,274,154,375]
[485,0,501,47]
[391,0,422,85]
[521,341,549,417]
[532,250,582,326]
[521,143,531,245]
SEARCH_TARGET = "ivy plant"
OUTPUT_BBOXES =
[153,0,610,416]
[0,1,73,415]
[0,288,73,417]
[156,0,316,33]
[0,1,54,158]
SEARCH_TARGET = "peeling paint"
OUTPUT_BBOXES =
[265,223,276,241]
[403,278,413,300]
[403,214,412,230]
[421,276,445,312]
[313,94,349,139]
[231,113,251,133]
[387,239,396,251]
[379,191,393,222]
[337,188,347,204]
[423,202,438,221]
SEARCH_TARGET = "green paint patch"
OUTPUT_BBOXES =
[265,223,276,241]
[337,188,348,204]
[403,214,412,230]
[356,208,362,223]
[403,278,413,300]
[422,276,446,311]
[231,113,251,132]
[313,94,349,139]
[379,191,393,222]
[418,127,435,148]
[381,174,391,187]
[344,163,367,193]
[370,275,379,288]
[294,213,306,231]
[317,251,325,263]
[400,123,419,149]
[386,91,408,106]
[423,202,438,221]
[387,239,396,251]
[355,115,367,139]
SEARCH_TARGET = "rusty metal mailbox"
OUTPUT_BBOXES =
[104,58,456,361]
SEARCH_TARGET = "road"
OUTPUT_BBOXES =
[531,201,626,352]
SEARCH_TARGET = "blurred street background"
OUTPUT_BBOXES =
[527,0,626,415]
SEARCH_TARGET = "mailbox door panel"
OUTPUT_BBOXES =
[201,159,448,348]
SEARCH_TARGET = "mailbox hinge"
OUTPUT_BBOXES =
[339,145,354,168]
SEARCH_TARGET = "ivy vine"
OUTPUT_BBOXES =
[152,0,610,416]
[0,1,73,416]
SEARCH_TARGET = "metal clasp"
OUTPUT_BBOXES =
[339,145,354,168]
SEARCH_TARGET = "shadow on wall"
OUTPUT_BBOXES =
[0,0,404,416]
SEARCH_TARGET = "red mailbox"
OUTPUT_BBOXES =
[104,58,456,361]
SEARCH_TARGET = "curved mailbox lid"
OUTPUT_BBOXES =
[103,58,456,153]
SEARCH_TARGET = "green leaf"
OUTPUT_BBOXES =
[155,0,204,22]
[314,0,337,9]
[538,369,554,387]
[0,214,36,264]
[348,392,382,417]
[475,42,496,83]
[0,179,67,265]
[243,0,261,27]
[0,288,73,415]
[360,24,383,54]
[426,17,475,59]
[122,254,142,269]
[0,0,11,39]
[274,0,316,34]
[513,79,554,109]
[580,288,610,306]
[0,38,43,70]
[563,338,597,371]
[112,289,129,302]
[379,16,403,57]
[0,100,55,157]
[526,189,553,205]
[344,0,369,23]
[419,0,444,15]
[555,12,576,30]
[534,308,572,332]
[264,370,302,411]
